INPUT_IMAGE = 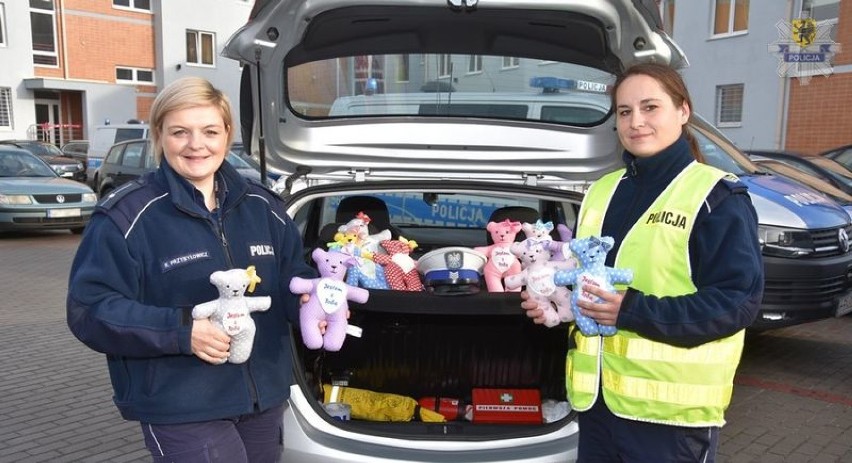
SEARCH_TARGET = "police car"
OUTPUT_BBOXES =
[224,0,852,461]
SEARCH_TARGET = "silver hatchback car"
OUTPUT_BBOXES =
[224,1,694,461]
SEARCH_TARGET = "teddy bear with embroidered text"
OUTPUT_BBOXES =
[290,248,370,351]
[554,236,633,336]
[505,239,574,327]
[191,267,271,364]
[474,219,523,292]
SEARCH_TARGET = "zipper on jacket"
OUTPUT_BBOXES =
[214,189,260,407]
[213,188,235,268]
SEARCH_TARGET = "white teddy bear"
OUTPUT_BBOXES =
[192,267,271,364]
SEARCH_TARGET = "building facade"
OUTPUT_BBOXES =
[0,0,251,146]
[663,0,848,154]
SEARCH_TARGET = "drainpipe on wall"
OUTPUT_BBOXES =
[776,0,796,149]
[60,0,69,81]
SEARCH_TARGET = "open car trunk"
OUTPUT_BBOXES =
[295,291,572,436]
[286,181,582,438]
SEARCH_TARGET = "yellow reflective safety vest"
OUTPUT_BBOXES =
[569,161,746,427]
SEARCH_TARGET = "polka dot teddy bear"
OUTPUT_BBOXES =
[372,237,424,291]
[554,236,633,337]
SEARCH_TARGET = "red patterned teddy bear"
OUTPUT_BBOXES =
[372,237,424,291]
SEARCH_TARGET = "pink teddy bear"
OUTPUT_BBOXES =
[474,219,523,292]
[290,248,369,351]
[504,239,574,327]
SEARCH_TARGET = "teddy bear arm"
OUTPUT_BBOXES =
[246,296,272,312]
[371,254,392,265]
[503,271,527,290]
[289,276,317,295]
[346,285,370,304]
[553,268,579,287]
[345,270,359,286]
[607,268,634,286]
[191,300,219,319]
[473,245,491,255]
[373,230,392,242]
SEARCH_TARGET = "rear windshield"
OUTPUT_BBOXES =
[287,54,614,126]
[296,190,580,255]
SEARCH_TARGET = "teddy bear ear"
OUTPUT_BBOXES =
[210,271,223,285]
[312,247,327,262]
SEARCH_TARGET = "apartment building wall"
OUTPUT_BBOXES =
[671,1,849,154]
[786,0,852,155]
[63,0,156,128]
[0,0,38,140]
[2,0,251,147]
[155,0,252,141]
[674,1,789,151]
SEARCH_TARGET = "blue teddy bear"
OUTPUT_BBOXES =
[554,236,633,336]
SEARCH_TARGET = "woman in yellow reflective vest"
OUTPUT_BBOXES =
[522,63,764,462]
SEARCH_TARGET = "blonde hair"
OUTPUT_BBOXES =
[149,76,234,163]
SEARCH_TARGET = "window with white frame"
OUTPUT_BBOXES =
[30,0,57,66]
[0,87,12,129]
[112,0,151,12]
[468,55,482,73]
[186,30,215,66]
[0,3,7,47]
[802,0,839,42]
[712,0,749,37]
[396,55,409,82]
[502,56,520,68]
[715,84,744,127]
[437,54,452,77]
[116,67,154,84]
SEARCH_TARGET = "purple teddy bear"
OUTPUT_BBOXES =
[290,248,370,351]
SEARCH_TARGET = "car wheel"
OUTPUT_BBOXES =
[70,227,85,235]
[99,186,113,198]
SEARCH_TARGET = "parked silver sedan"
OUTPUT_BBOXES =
[0,146,97,234]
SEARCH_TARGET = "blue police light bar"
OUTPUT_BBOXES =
[529,76,575,92]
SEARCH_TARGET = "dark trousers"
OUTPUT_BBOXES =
[140,404,285,463]
[578,397,719,463]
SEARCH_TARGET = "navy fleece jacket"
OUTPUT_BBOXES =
[604,137,764,347]
[67,159,315,424]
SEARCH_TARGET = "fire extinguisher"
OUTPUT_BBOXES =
[418,397,467,421]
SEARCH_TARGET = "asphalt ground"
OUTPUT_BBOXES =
[1,230,851,462]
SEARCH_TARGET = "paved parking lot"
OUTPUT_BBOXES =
[1,231,851,462]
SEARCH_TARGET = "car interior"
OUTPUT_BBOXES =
[288,184,583,435]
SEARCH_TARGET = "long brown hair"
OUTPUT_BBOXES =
[610,63,704,163]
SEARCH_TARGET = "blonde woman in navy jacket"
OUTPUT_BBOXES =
[67,77,314,462]
[522,64,763,462]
